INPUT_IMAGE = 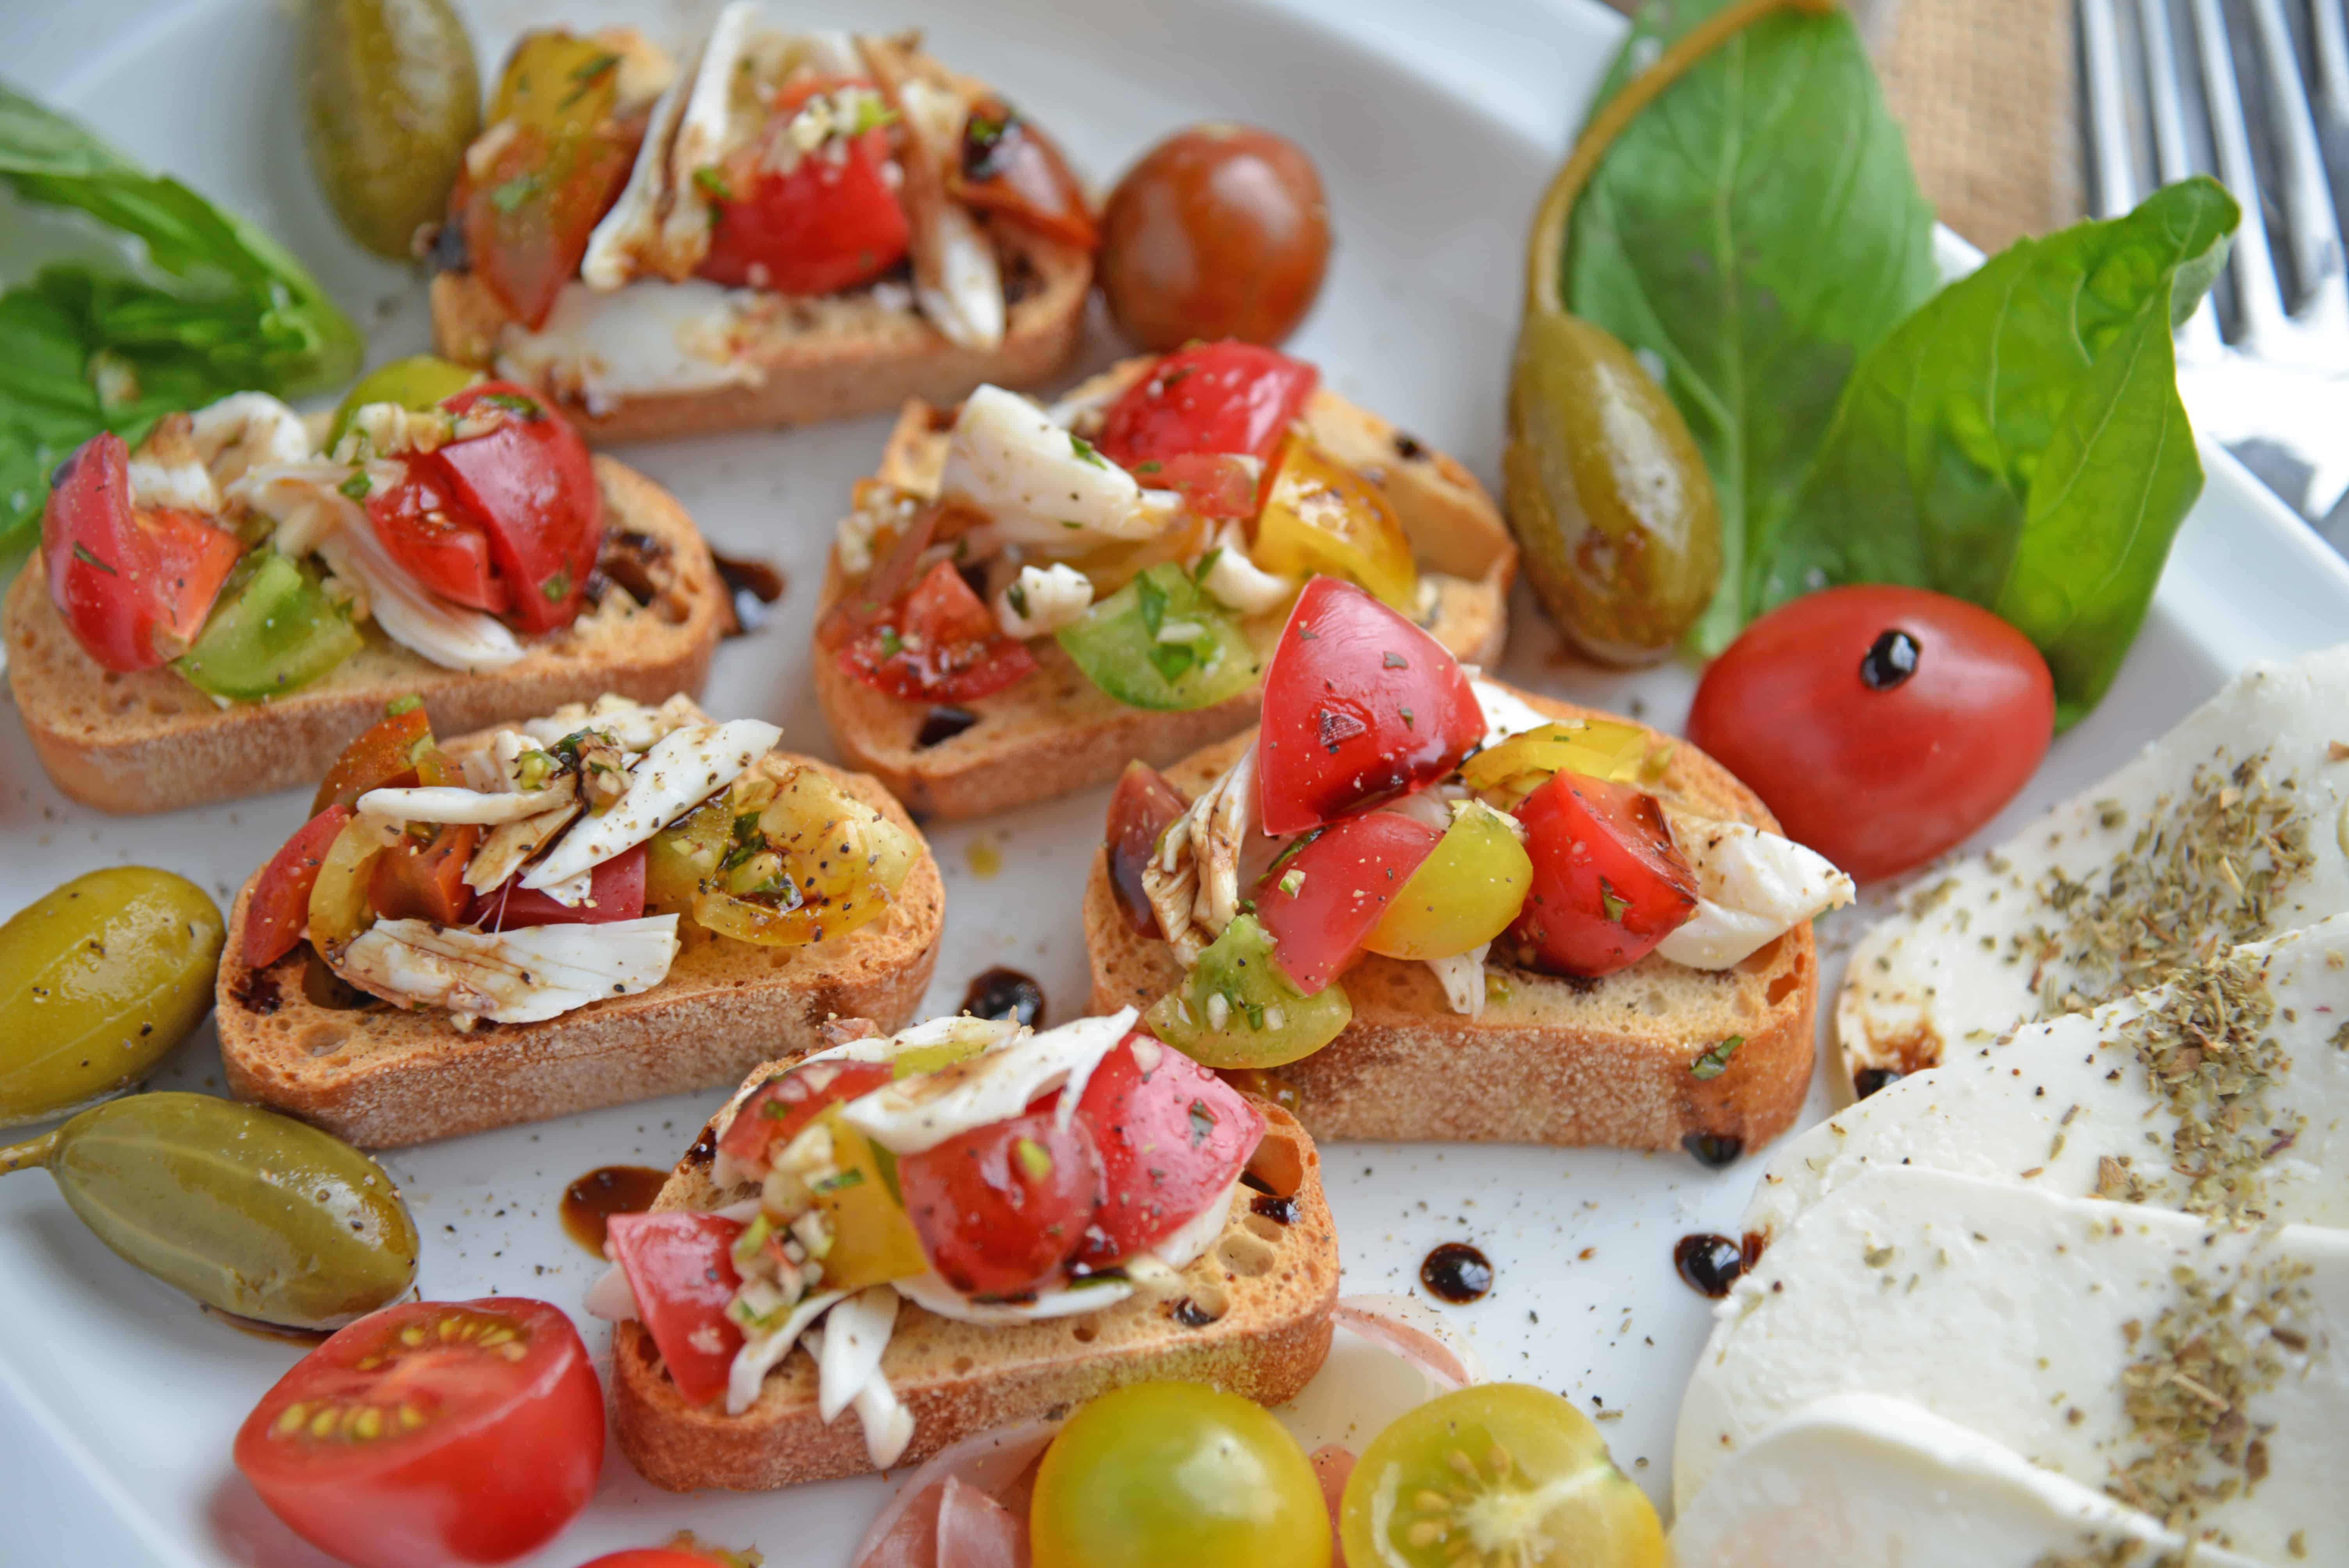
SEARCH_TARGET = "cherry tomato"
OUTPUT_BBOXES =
[1097,342,1319,469]
[1098,124,1330,351]
[1256,578,1483,836]
[246,806,355,968]
[233,1298,604,1568]
[715,1057,895,1173]
[1364,802,1534,961]
[429,383,603,633]
[839,557,1038,702]
[1253,437,1417,610]
[816,496,939,650]
[605,1211,744,1407]
[42,431,242,672]
[1030,1382,1332,1568]
[1686,585,2056,881]
[953,100,1096,249]
[694,126,911,294]
[367,466,508,614]
[1253,812,1441,993]
[1146,451,1262,519]
[898,1103,1104,1297]
[367,823,481,925]
[1073,1035,1264,1265]
[469,843,647,929]
[1505,773,1697,978]
[314,703,435,814]
[1105,761,1189,936]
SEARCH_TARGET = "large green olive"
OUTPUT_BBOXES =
[1504,310,1722,665]
[299,0,481,259]
[0,1094,419,1330]
[0,868,224,1129]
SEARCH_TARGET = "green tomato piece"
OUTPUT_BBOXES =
[1364,801,1535,960]
[174,551,363,702]
[1030,1382,1331,1568]
[1147,914,1351,1069]
[1057,562,1261,711]
[326,353,483,449]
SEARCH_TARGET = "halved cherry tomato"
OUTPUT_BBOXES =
[839,557,1038,702]
[366,467,508,614]
[715,1057,895,1173]
[1105,761,1189,936]
[816,495,941,649]
[1252,813,1441,993]
[41,431,242,672]
[314,704,434,815]
[246,805,355,968]
[1073,1035,1264,1266]
[429,383,603,632]
[233,1297,604,1568]
[1139,452,1262,520]
[368,823,482,925]
[1253,438,1417,610]
[696,78,909,295]
[469,843,647,929]
[952,100,1097,249]
[1256,578,1484,835]
[1097,342,1319,469]
[898,1102,1105,1297]
[1363,802,1534,961]
[605,1211,745,1407]
[1505,773,1697,978]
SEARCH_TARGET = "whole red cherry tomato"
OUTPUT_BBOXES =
[1505,772,1697,978]
[1686,586,2055,881]
[233,1297,604,1568]
[898,1103,1105,1297]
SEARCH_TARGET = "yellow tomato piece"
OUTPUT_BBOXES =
[1459,719,1650,807]
[692,768,920,947]
[809,1107,928,1291]
[643,797,731,913]
[489,30,623,135]
[1365,802,1534,960]
[306,814,401,952]
[1251,438,1417,610]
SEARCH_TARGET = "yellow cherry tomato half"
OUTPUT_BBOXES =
[805,1107,927,1292]
[1456,719,1650,808]
[1252,438,1418,611]
[1364,802,1535,961]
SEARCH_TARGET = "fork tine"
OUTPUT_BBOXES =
[2139,0,2228,361]
[2314,0,2349,122]
[2082,0,2145,217]
[2246,0,2349,332]
[2191,0,2294,349]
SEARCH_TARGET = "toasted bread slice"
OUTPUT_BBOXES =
[611,1091,1337,1490]
[812,368,1518,819]
[1084,686,1818,1155]
[5,458,727,815]
[216,756,943,1149]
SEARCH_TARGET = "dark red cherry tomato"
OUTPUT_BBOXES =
[1252,812,1441,993]
[1105,761,1189,936]
[1505,773,1697,978]
[1256,578,1483,835]
[953,100,1096,250]
[1687,586,2055,881]
[1097,342,1319,469]
[898,1104,1104,1297]
[1073,1035,1264,1265]
[467,843,647,929]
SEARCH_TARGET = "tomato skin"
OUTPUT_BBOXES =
[315,705,435,814]
[696,127,911,296]
[1105,762,1189,936]
[1506,773,1697,978]
[367,467,509,614]
[1256,578,1485,836]
[898,1104,1105,1297]
[469,843,647,929]
[430,383,603,633]
[1147,451,1262,519]
[953,103,1097,249]
[368,823,482,925]
[839,557,1038,702]
[715,1057,895,1173]
[42,431,242,672]
[606,1211,745,1408]
[233,1298,604,1568]
[1687,586,2055,882]
[246,806,354,968]
[1073,1035,1264,1266]
[1097,342,1319,469]
[1253,813,1442,993]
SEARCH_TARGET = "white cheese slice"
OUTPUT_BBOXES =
[1670,1393,2268,1568]
[189,392,311,485]
[337,915,681,1024]
[495,280,761,414]
[816,1285,898,1424]
[940,385,1182,548]
[1838,644,2349,1089]
[1673,1165,2349,1561]
[1750,916,2349,1243]
[839,1008,1137,1155]
[520,719,778,891]
[995,562,1094,638]
[520,692,709,753]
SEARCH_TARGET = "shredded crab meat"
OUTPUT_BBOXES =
[1145,744,1258,962]
[879,61,1005,351]
[333,915,681,1025]
[1426,943,1492,1017]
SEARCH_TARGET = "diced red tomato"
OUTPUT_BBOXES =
[1506,773,1698,978]
[314,705,434,815]
[1252,812,1441,993]
[458,121,636,331]
[233,1298,604,1568]
[605,1212,746,1408]
[367,467,508,614]
[898,1102,1105,1297]
[428,383,603,633]
[1104,762,1189,936]
[1096,342,1319,469]
[695,79,910,295]
[367,823,482,926]
[1073,1035,1264,1266]
[838,557,1038,702]
[1140,451,1262,520]
[469,843,647,930]
[715,1057,895,1173]
[952,102,1097,250]
[245,806,355,968]
[816,498,940,650]
[41,431,242,672]
[1256,578,1484,835]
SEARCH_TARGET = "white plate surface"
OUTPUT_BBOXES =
[3,0,2345,1561]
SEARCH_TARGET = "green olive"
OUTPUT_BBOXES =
[299,0,481,259]
[1504,310,1722,665]
[325,353,483,449]
[0,868,224,1129]
[0,1094,419,1330]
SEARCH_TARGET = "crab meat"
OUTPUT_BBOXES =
[465,802,584,894]
[356,779,580,827]
[520,719,780,891]
[521,692,710,752]
[337,915,681,1025]
[877,57,1005,352]
[188,392,312,486]
[1200,520,1297,615]
[127,414,221,515]
[940,386,1183,549]
[1145,743,1258,963]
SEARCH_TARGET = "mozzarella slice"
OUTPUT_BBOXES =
[1660,819,1854,969]
[1424,944,1492,1017]
[356,781,577,826]
[940,385,1183,548]
[1674,1165,2349,1561]
[851,1370,914,1470]
[1838,645,2349,1087]
[817,1286,899,1424]
[840,1009,1137,1155]
[520,719,779,891]
[656,0,759,271]
[497,280,760,414]
[1469,678,1556,748]
[337,915,680,1024]
[1671,1394,2268,1568]
[994,562,1094,638]
[895,77,1004,351]
[1199,521,1297,615]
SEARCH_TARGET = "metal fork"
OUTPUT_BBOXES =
[2081,0,2349,528]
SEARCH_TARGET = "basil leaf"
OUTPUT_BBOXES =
[1563,0,1939,654]
[1761,178,2237,724]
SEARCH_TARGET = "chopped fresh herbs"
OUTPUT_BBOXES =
[878,627,904,659]
[70,541,116,575]
[558,52,621,109]
[1006,582,1030,618]
[384,694,423,716]
[480,390,543,418]
[1068,432,1107,467]
[541,565,571,602]
[489,172,543,213]
[1135,460,1163,474]
[809,1167,865,1195]
[1598,877,1629,923]
[1690,1035,1745,1080]
[693,166,733,203]
[337,470,372,501]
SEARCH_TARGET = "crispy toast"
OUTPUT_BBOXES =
[1084,687,1819,1155]
[610,1088,1337,1490]
[6,457,726,815]
[812,369,1518,819]
[215,756,943,1149]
